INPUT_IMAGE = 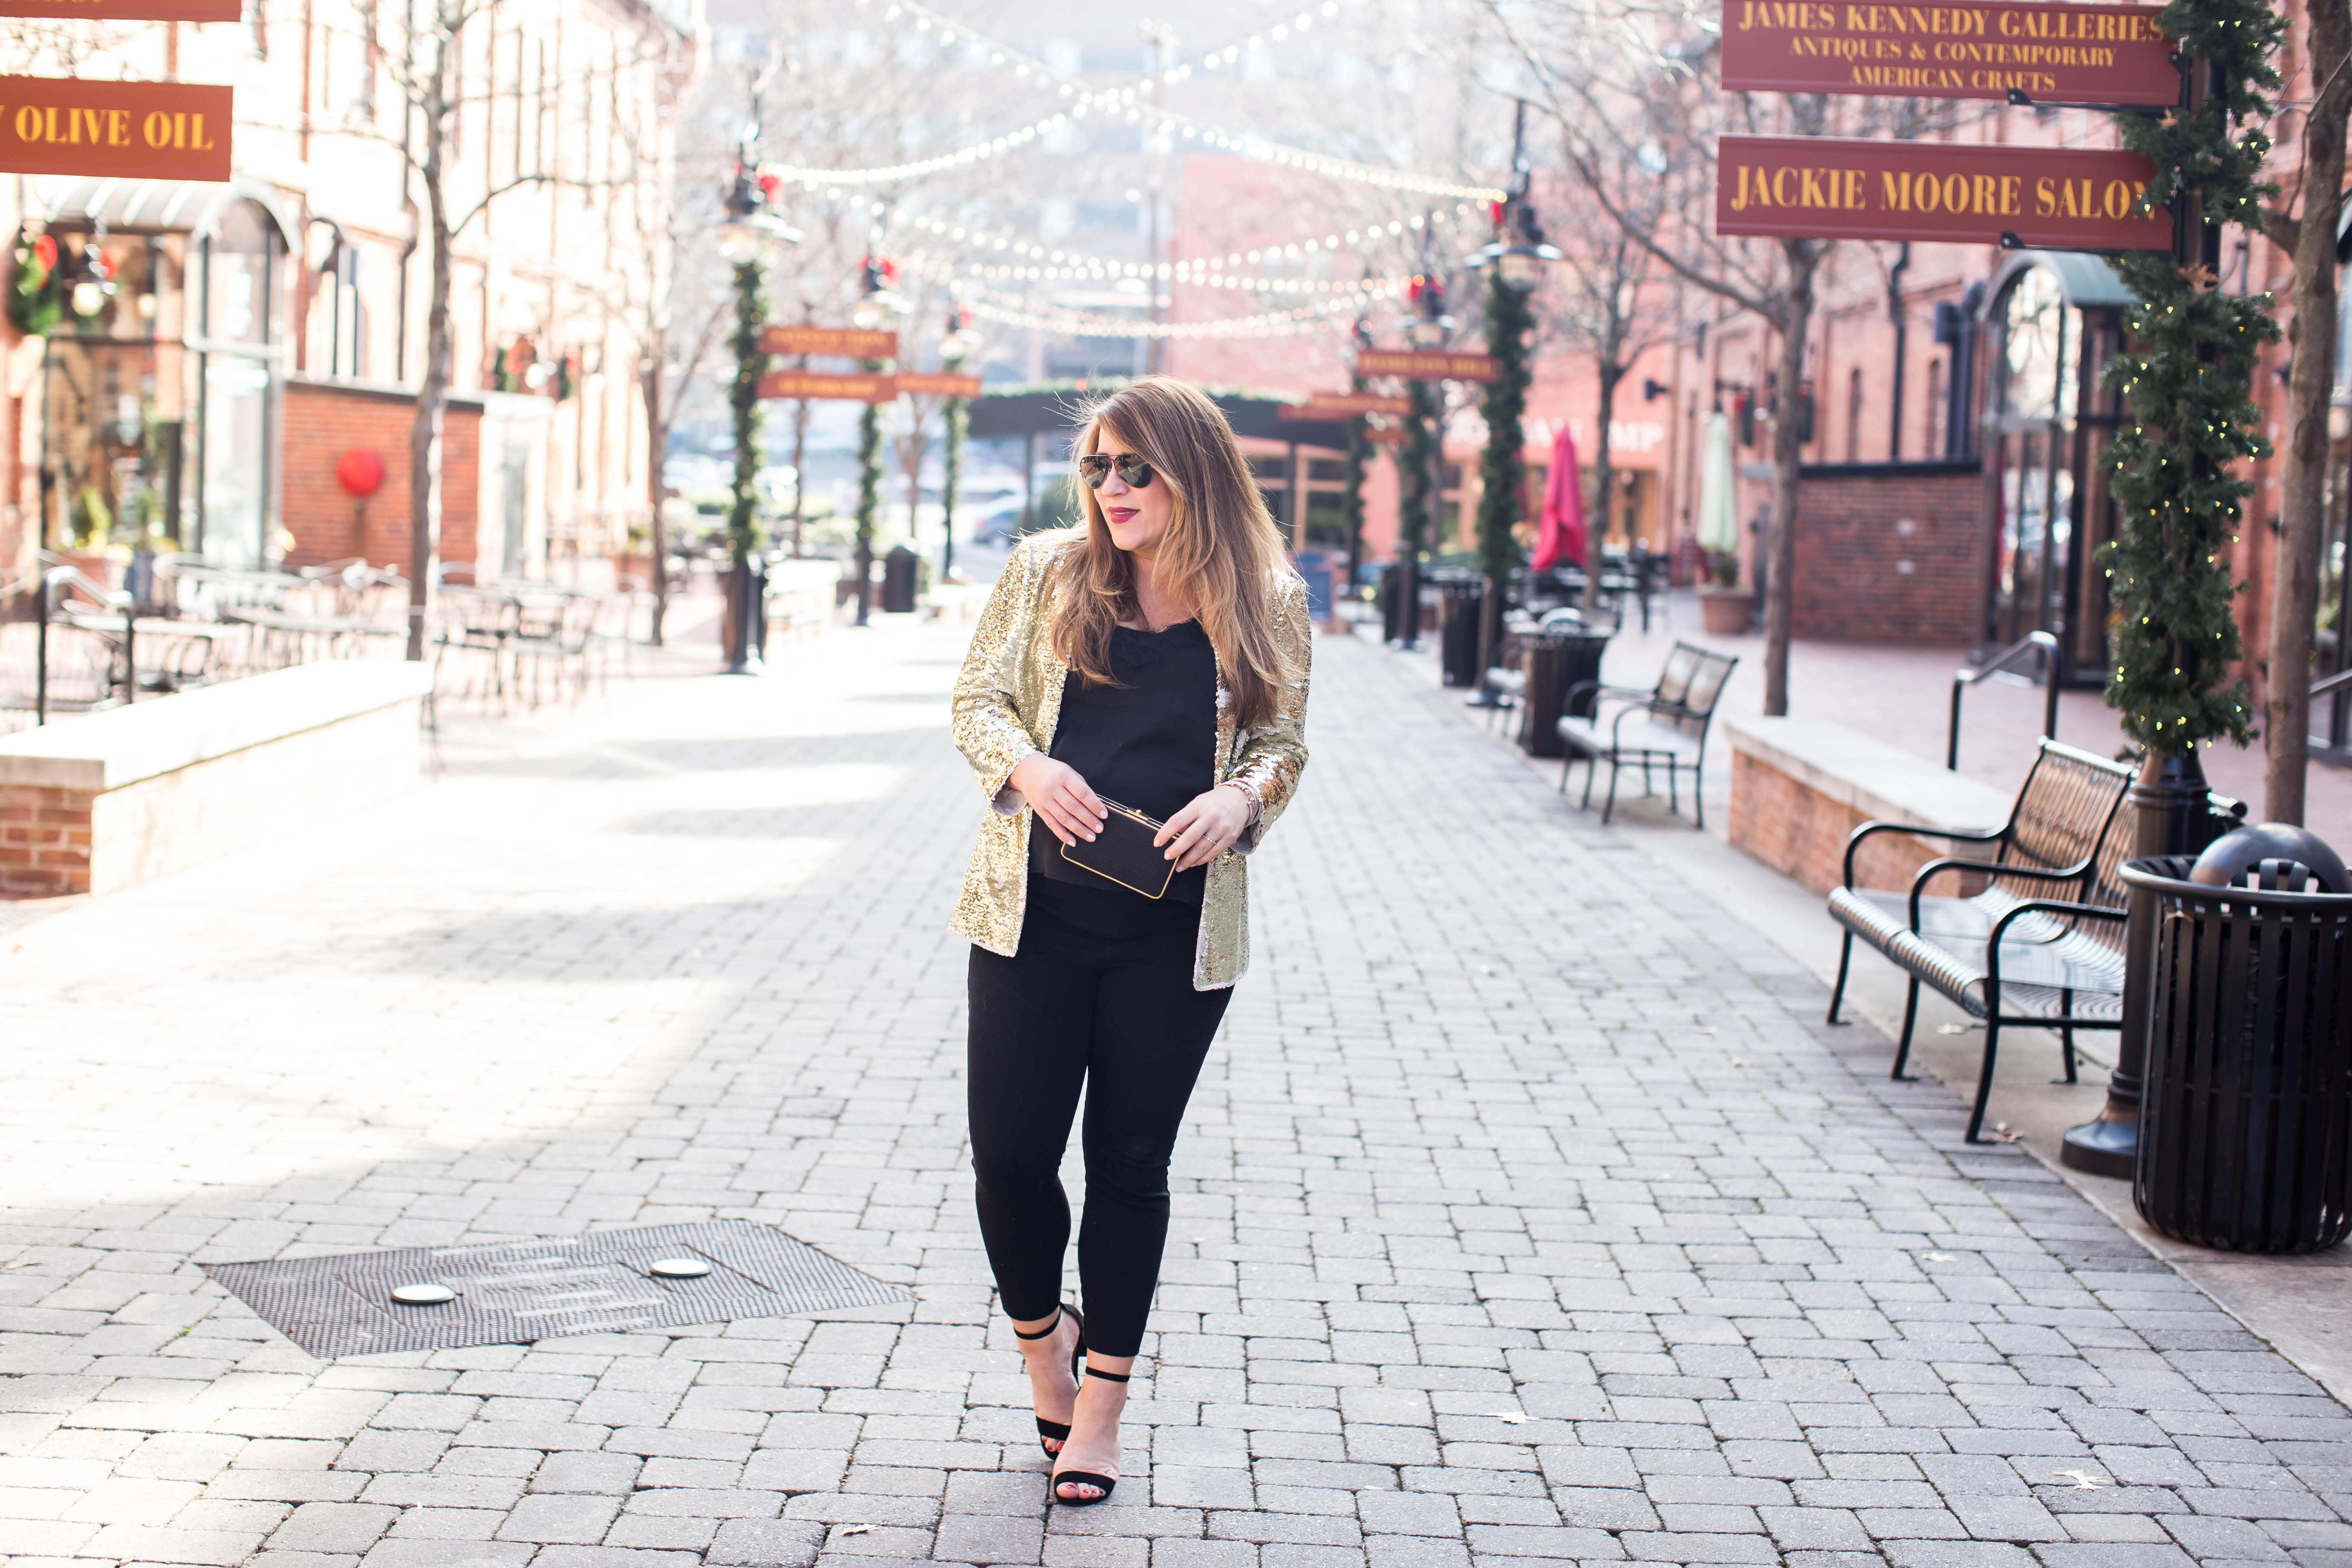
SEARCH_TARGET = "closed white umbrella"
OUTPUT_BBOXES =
[1697,411,1738,553]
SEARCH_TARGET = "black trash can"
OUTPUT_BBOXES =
[880,545,919,614]
[1436,576,1484,687]
[1515,629,1611,758]
[2122,854,2352,1253]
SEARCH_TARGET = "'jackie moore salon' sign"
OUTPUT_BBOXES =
[1716,136,2168,250]
[1721,0,2179,103]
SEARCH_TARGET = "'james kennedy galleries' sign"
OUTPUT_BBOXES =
[1722,0,2178,102]
[0,77,230,180]
[1717,135,2169,250]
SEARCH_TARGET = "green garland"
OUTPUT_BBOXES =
[1341,377,1371,588]
[2100,0,2281,753]
[726,256,770,563]
[854,370,884,616]
[941,395,966,573]
[1400,379,1441,561]
[1476,278,1534,594]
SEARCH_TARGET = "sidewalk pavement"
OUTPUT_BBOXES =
[3,621,2349,1568]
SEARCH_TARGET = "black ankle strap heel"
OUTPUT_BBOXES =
[1014,1305,1087,1457]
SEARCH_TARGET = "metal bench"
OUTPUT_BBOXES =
[1555,641,1737,827]
[1825,738,2140,1142]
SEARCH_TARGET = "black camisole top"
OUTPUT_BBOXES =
[1026,619,1219,910]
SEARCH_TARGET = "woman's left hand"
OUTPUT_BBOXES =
[1155,784,1253,871]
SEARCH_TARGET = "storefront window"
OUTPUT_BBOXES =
[1986,267,2082,657]
[39,201,283,571]
[195,203,281,568]
[41,233,192,556]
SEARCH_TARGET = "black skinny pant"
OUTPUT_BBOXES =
[967,880,1233,1359]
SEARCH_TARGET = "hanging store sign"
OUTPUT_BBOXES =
[0,78,230,180]
[1716,135,2168,249]
[0,0,239,17]
[1721,0,2177,103]
[756,371,897,402]
[1354,351,1497,381]
[1280,394,1412,419]
[758,325,899,358]
[893,372,983,397]
[1366,426,1408,444]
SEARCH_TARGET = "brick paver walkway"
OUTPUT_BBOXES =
[3,622,2348,1568]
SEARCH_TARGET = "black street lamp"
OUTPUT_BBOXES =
[718,164,799,675]
[938,302,981,582]
[715,80,800,676]
[1464,101,1557,708]
[1386,266,1453,652]
[849,254,909,628]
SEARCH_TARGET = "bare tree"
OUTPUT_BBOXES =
[1544,147,1677,615]
[358,0,677,657]
[1501,1,1959,713]
[2259,0,2352,821]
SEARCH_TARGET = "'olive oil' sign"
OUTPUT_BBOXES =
[0,77,232,180]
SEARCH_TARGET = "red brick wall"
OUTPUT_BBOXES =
[1727,750,1948,894]
[0,784,95,896]
[1791,461,1981,643]
[282,378,480,573]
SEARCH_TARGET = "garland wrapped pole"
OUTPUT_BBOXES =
[723,247,771,675]
[1469,104,1550,705]
[1473,270,1534,702]
[1396,377,1442,650]
[2060,0,2281,1176]
[1343,327,1373,599]
[854,388,882,628]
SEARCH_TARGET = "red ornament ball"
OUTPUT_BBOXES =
[337,449,385,498]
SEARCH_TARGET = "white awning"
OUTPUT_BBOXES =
[32,175,300,250]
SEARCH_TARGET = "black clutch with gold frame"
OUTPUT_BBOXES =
[1058,798,1177,899]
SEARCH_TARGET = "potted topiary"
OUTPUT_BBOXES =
[1697,550,1754,637]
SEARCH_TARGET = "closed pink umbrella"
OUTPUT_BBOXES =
[1530,422,1586,572]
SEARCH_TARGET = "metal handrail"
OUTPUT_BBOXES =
[2315,667,2352,700]
[1948,629,2059,770]
[36,565,134,725]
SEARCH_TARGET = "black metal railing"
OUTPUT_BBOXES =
[2314,666,2352,768]
[2,563,136,730]
[1948,629,2059,770]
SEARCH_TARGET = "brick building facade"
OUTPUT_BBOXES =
[0,0,691,594]
[1788,462,1983,643]
[280,380,482,574]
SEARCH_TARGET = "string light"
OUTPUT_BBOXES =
[899,255,1404,338]
[773,2,1502,200]
[883,206,1476,291]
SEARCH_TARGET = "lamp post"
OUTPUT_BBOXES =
[717,164,793,674]
[938,302,980,582]
[1464,100,1558,708]
[850,254,909,628]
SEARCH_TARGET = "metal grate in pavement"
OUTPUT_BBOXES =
[203,1220,911,1359]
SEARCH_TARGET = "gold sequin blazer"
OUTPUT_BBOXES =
[950,533,1312,989]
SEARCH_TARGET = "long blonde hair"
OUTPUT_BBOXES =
[1048,377,1298,730]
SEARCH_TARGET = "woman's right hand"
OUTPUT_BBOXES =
[1010,755,1108,846]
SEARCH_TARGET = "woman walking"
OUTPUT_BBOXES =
[950,377,1311,1505]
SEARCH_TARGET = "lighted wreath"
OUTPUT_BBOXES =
[10,230,61,337]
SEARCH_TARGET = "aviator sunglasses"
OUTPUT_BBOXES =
[1077,452,1155,490]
